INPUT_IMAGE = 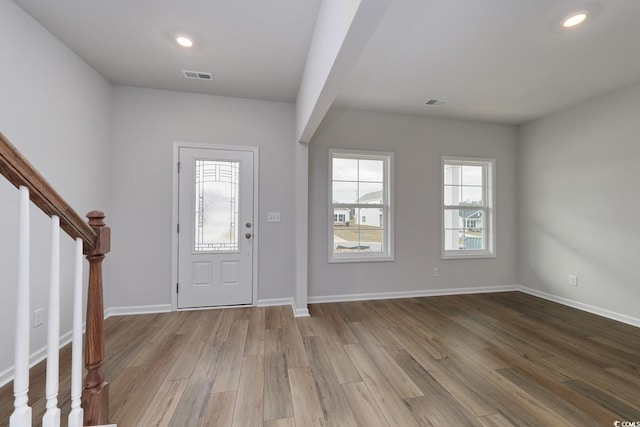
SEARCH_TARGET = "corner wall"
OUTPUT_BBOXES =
[109,86,297,309]
[309,108,518,300]
[517,83,640,323]
[0,1,112,384]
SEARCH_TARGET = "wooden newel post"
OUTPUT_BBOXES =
[82,211,111,425]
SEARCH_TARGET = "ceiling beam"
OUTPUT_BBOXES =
[295,0,390,143]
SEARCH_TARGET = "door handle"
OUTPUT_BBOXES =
[245,233,252,239]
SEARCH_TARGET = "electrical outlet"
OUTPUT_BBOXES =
[432,267,439,277]
[568,275,578,287]
[33,308,44,328]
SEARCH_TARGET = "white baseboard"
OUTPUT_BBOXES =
[256,297,294,307]
[105,304,172,318]
[308,285,519,304]
[0,327,77,388]
[292,302,310,318]
[517,286,640,328]
[256,297,310,317]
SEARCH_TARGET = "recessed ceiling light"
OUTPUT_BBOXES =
[563,12,588,28]
[176,36,193,48]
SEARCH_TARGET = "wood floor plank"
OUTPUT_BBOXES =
[113,333,191,425]
[244,306,265,356]
[289,366,327,427]
[232,355,264,427]
[563,378,640,420]
[136,379,189,426]
[165,311,213,381]
[348,322,423,399]
[606,366,640,387]
[445,308,552,360]
[209,307,237,343]
[212,319,250,393]
[359,303,404,351]
[344,343,420,427]
[439,356,575,426]
[107,320,166,372]
[3,294,640,427]
[496,367,596,425]
[264,418,295,427]
[488,347,621,424]
[389,349,478,425]
[317,333,362,384]
[281,310,309,368]
[477,412,517,427]
[296,315,318,337]
[341,382,389,427]
[588,334,640,355]
[540,355,640,410]
[175,310,211,336]
[435,336,509,371]
[303,336,358,427]
[372,302,449,360]
[334,301,369,323]
[109,366,151,422]
[200,391,236,427]
[167,342,226,426]
[264,328,293,421]
[314,312,358,345]
[411,354,498,417]
[264,306,283,330]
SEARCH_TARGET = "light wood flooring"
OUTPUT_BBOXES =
[1,291,640,426]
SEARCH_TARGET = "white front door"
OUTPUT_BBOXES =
[177,147,254,309]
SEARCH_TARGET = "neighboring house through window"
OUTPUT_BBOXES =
[442,156,495,259]
[329,149,394,262]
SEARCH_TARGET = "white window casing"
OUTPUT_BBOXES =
[441,156,495,260]
[329,149,394,263]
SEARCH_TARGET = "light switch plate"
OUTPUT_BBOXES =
[267,212,281,223]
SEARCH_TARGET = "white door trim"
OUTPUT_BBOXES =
[171,141,259,310]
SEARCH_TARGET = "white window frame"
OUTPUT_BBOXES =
[329,149,394,263]
[441,156,495,260]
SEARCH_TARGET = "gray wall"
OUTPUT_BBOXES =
[0,1,112,382]
[108,86,297,308]
[309,108,518,299]
[518,83,640,321]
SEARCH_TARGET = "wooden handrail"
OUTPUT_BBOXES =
[1,132,111,425]
[0,132,97,248]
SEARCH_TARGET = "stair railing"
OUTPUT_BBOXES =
[0,132,111,426]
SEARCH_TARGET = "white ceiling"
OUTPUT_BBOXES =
[14,0,322,102]
[14,0,640,125]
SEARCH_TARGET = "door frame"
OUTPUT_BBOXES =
[171,141,260,310]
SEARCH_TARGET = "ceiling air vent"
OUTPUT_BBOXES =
[182,70,212,80]
[425,98,450,106]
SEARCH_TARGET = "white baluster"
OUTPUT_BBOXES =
[68,237,84,427]
[43,216,61,427]
[10,186,32,427]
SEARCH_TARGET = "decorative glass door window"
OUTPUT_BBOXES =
[194,159,240,252]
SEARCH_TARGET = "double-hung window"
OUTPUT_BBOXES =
[329,149,394,263]
[442,156,495,259]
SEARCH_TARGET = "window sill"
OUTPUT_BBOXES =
[329,255,395,264]
[441,251,495,260]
